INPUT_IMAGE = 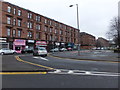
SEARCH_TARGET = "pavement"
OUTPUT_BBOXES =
[50,50,120,62]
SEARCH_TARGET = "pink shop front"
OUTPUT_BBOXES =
[13,39,26,53]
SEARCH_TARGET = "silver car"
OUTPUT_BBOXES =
[0,48,16,55]
[33,47,47,56]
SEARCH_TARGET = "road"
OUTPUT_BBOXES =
[1,51,119,88]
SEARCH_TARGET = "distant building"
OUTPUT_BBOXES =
[96,37,109,49]
[80,32,96,50]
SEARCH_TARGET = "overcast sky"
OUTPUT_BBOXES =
[5,0,119,39]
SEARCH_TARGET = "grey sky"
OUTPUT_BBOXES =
[5,0,119,39]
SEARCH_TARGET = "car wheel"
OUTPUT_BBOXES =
[13,52,16,54]
[1,52,4,55]
[33,53,36,56]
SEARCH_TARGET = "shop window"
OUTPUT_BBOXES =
[15,47,20,51]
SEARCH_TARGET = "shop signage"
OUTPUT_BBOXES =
[14,39,26,45]
[28,40,34,43]
[0,38,7,42]
[36,41,47,46]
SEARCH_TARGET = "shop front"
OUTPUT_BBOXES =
[35,41,47,48]
[0,38,9,49]
[26,40,35,50]
[13,39,26,53]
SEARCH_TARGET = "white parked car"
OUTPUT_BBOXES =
[33,47,47,56]
[60,48,67,51]
[0,48,16,55]
[50,48,59,52]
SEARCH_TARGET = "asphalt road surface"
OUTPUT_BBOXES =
[1,52,119,88]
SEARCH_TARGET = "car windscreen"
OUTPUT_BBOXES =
[38,47,46,50]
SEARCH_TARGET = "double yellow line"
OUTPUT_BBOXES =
[0,56,54,75]
[0,72,47,75]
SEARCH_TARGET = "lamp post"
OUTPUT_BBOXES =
[69,4,80,55]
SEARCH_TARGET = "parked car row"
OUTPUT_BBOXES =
[0,47,73,56]
[50,47,72,52]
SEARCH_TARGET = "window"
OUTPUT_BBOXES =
[60,36,63,41]
[28,13,32,19]
[13,29,16,37]
[18,10,21,16]
[7,28,11,36]
[27,22,33,29]
[7,17,11,24]
[50,21,52,25]
[13,19,16,25]
[30,22,32,29]
[50,35,52,41]
[36,24,41,30]
[27,31,32,38]
[38,16,40,22]
[7,6,11,13]
[45,26,48,31]
[55,29,57,34]
[27,22,30,28]
[18,19,22,27]
[50,28,52,32]
[13,8,16,14]
[44,19,47,24]
[36,32,40,39]
[18,30,21,37]
[59,24,62,28]
[36,16,40,22]
[60,30,63,35]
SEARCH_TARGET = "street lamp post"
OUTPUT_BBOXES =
[69,4,80,56]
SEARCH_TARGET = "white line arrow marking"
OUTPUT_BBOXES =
[33,57,49,61]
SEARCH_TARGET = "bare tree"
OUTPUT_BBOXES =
[106,17,120,48]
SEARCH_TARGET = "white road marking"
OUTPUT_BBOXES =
[54,69,61,73]
[68,70,74,74]
[33,57,39,59]
[49,69,120,77]
[40,57,49,61]
[33,57,49,61]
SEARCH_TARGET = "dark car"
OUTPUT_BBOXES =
[21,48,33,53]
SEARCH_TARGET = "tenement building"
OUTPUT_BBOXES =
[0,1,79,53]
[80,32,96,49]
[96,37,109,49]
